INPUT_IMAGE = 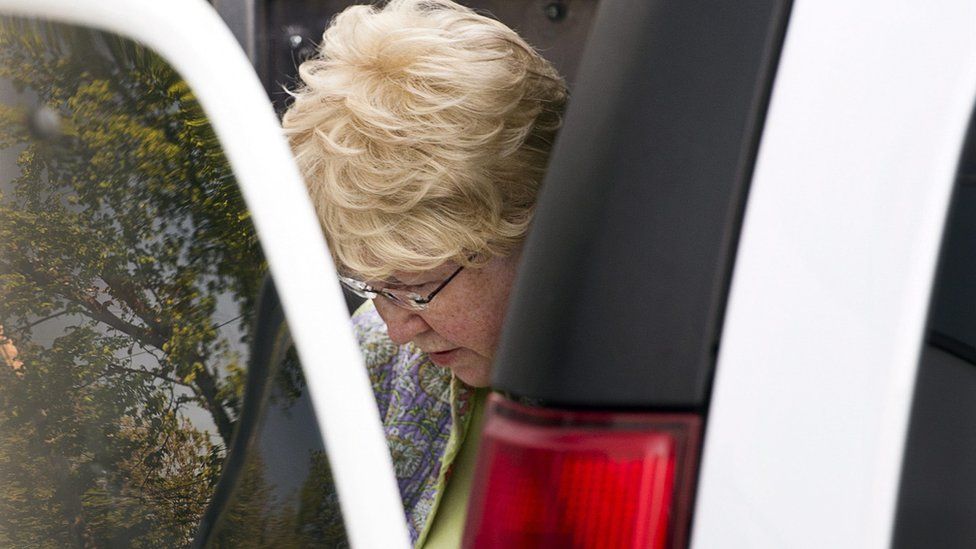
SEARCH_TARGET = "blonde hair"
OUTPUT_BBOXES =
[282,0,567,279]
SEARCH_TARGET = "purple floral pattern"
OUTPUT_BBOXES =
[351,302,475,546]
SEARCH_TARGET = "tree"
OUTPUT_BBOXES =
[0,16,266,547]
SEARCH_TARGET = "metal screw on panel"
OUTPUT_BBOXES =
[286,30,316,60]
[544,2,566,22]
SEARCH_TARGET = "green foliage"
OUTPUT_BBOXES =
[0,16,266,547]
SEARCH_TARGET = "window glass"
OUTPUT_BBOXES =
[0,17,265,546]
[203,311,349,547]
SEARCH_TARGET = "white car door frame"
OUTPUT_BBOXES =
[0,0,411,546]
[694,2,976,548]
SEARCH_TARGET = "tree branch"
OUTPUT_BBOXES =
[100,272,168,337]
[1,258,168,350]
[190,361,234,447]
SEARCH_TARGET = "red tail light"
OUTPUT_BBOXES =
[463,394,701,549]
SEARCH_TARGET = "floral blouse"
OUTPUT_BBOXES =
[351,301,478,547]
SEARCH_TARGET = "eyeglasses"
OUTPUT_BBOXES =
[338,264,466,311]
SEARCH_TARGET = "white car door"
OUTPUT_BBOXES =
[694,2,976,548]
[0,0,409,546]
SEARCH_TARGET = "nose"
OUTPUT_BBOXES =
[373,298,430,345]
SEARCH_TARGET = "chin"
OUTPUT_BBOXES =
[451,361,492,388]
[429,348,491,387]
[456,372,491,388]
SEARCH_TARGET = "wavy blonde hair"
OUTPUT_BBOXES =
[282,0,567,279]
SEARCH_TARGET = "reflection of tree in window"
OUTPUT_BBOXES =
[0,18,265,547]
[210,339,350,547]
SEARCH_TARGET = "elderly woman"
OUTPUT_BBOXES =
[282,0,566,545]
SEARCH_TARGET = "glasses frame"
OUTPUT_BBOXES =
[339,263,466,311]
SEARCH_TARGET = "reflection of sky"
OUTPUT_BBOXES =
[256,378,327,500]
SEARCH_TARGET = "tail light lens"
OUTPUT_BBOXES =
[463,394,701,549]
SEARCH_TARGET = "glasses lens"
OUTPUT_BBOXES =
[382,288,428,311]
[338,276,375,299]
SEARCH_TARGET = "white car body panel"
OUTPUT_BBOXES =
[0,0,411,546]
[693,2,976,548]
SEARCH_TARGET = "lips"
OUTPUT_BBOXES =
[427,348,460,366]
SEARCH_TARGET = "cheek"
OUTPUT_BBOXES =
[429,307,498,354]
[452,286,513,354]
[427,293,508,357]
[427,257,519,357]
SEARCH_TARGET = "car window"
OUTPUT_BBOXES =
[0,16,267,546]
[195,278,350,547]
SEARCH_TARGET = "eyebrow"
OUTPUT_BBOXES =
[339,271,400,286]
[369,277,416,290]
[380,274,411,285]
[384,273,433,286]
[368,271,449,288]
[385,278,433,289]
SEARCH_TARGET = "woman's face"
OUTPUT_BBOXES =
[370,252,520,387]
